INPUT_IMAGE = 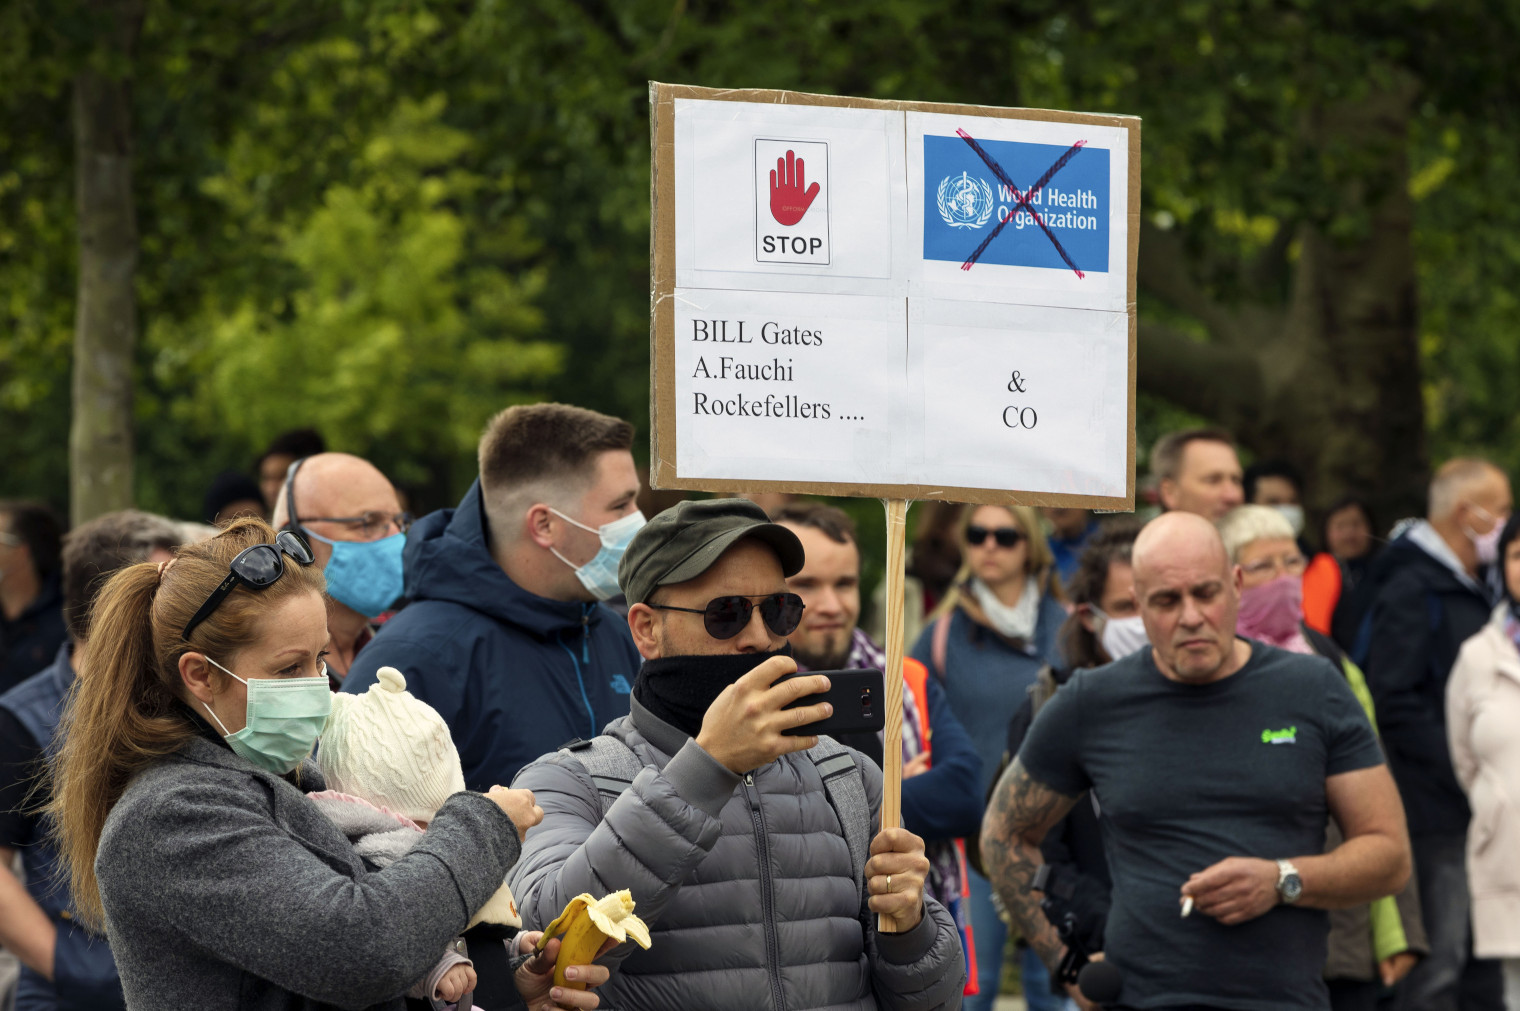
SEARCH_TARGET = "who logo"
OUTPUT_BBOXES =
[754,139,830,265]
[936,171,995,230]
[922,134,1110,273]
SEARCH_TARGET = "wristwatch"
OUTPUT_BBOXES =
[1275,859,1303,905]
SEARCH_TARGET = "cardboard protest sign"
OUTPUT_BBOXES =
[650,83,1140,510]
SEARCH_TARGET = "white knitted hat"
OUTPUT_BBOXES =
[319,667,466,825]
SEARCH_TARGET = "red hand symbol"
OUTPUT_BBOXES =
[769,150,820,226]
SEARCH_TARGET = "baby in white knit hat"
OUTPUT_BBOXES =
[310,667,525,1008]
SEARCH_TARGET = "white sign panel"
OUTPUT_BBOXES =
[653,85,1139,508]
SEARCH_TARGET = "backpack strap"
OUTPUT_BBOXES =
[931,612,953,681]
[808,736,872,904]
[1028,664,1059,718]
[1301,625,1346,671]
[556,736,644,814]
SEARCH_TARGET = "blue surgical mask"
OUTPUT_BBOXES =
[200,657,332,775]
[302,529,406,618]
[549,508,646,601]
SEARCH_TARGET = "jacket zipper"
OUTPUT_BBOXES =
[557,635,596,738]
[744,772,787,1010]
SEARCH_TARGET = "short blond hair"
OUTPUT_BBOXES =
[1217,504,1295,564]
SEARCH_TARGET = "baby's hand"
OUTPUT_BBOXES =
[436,962,476,1003]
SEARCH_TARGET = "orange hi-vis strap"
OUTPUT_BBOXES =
[1302,552,1342,635]
[902,657,931,762]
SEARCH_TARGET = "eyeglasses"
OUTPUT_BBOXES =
[650,592,806,640]
[281,457,410,539]
[1240,552,1308,579]
[182,531,316,640]
[966,525,1024,549]
[297,510,412,538]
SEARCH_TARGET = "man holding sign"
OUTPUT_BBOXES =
[510,499,965,1010]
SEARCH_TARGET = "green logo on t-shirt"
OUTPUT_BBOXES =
[1261,726,1297,745]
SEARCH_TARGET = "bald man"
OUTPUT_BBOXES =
[1363,458,1512,1011]
[982,513,1410,1011]
[272,452,410,681]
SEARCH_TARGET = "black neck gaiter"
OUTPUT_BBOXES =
[632,646,794,738]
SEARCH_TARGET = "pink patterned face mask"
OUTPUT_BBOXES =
[1236,576,1304,648]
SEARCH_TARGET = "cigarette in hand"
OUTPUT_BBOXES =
[1180,896,1194,917]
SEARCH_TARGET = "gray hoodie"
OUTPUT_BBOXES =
[96,735,520,1010]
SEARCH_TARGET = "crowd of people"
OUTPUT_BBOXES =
[0,411,1515,1011]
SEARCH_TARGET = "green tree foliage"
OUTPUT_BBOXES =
[2,0,1518,524]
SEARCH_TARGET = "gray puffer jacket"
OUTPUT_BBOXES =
[509,698,965,1011]
[96,735,521,1010]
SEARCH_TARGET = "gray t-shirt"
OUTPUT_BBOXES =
[1018,641,1384,1010]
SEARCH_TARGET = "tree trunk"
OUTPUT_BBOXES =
[1138,81,1428,528]
[69,0,145,527]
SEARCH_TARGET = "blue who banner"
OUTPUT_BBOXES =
[922,134,1109,274]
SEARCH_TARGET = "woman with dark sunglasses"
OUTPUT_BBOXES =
[909,502,1068,1011]
[48,518,606,1011]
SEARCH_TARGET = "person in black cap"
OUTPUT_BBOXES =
[508,498,966,1011]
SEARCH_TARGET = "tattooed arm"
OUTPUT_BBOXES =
[979,758,1081,971]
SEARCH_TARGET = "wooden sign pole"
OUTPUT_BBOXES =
[877,497,909,934]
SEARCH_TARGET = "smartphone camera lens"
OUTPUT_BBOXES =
[860,687,873,718]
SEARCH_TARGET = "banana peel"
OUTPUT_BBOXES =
[534,889,652,990]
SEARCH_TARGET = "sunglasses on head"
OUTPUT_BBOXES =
[966,525,1024,548]
[181,531,316,640]
[650,592,806,640]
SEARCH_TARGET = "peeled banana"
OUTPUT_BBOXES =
[534,889,653,990]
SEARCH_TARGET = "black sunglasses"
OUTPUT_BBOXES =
[650,592,805,640]
[966,525,1025,548]
[181,531,316,640]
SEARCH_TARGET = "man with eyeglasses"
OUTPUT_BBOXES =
[509,498,966,1011]
[1362,458,1513,1011]
[271,453,411,684]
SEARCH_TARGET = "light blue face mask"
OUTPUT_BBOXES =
[549,508,646,601]
[201,657,332,775]
[301,529,406,618]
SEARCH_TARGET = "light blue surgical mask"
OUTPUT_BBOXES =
[301,529,406,618]
[200,657,332,775]
[549,508,646,601]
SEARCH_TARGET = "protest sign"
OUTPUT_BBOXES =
[649,83,1139,931]
[650,83,1140,510]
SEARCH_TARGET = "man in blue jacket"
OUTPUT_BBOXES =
[0,509,183,1011]
[344,403,643,788]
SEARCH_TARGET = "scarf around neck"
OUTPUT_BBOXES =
[633,646,794,738]
[970,575,1041,643]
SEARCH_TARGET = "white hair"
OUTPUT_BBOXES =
[1428,458,1499,521]
[1217,505,1295,564]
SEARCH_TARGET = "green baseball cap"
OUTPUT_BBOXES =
[618,498,806,605]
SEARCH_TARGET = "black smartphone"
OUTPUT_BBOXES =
[776,668,886,737]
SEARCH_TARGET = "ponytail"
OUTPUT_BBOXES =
[49,563,197,928]
[47,516,326,930]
